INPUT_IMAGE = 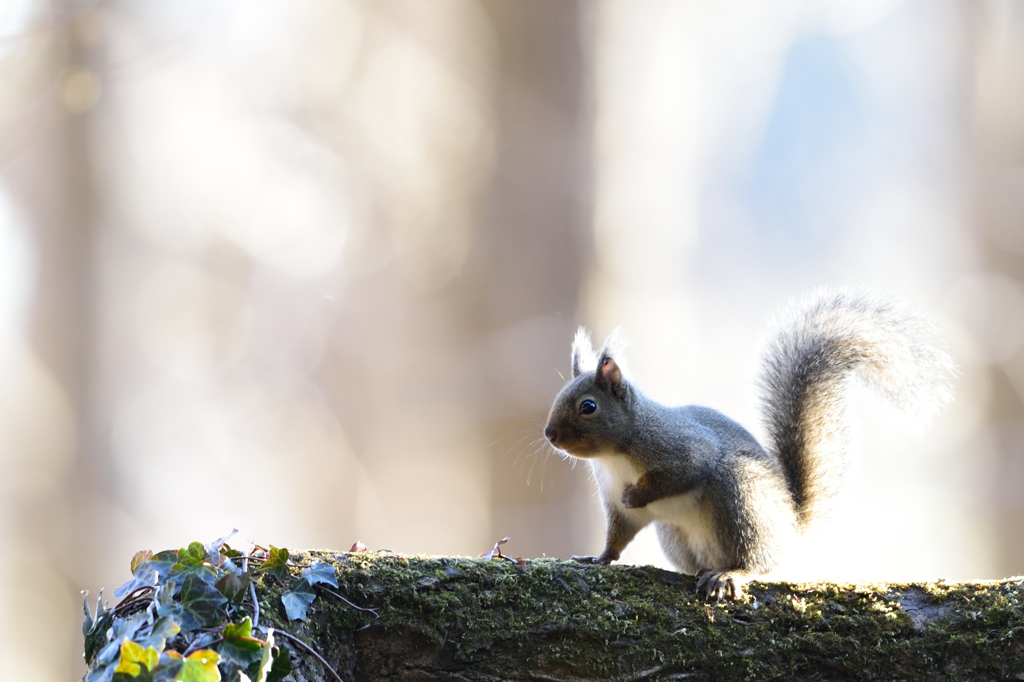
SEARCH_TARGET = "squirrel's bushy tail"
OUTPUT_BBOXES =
[759,290,954,531]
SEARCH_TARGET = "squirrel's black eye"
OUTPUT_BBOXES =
[579,399,597,415]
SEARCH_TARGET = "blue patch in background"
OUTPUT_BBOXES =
[740,34,863,249]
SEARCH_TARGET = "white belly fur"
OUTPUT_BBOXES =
[588,453,720,569]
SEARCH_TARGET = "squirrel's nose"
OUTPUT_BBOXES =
[544,426,558,444]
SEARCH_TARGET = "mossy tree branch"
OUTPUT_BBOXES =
[256,551,1024,681]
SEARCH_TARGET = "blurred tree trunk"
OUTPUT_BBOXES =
[0,4,106,680]
[964,1,1024,577]
[312,0,596,559]
[472,0,597,561]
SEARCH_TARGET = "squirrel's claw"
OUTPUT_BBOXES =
[571,551,618,565]
[695,569,748,602]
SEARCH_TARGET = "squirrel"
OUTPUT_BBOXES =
[543,290,954,601]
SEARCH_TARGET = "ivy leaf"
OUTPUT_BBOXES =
[207,530,237,553]
[175,543,212,568]
[155,602,185,631]
[82,590,99,635]
[258,546,289,581]
[90,611,147,674]
[115,548,176,599]
[147,549,181,581]
[113,670,152,682]
[244,629,290,682]
[136,616,179,652]
[130,550,153,574]
[182,541,206,564]
[184,573,228,617]
[301,562,338,589]
[111,550,178,604]
[113,576,154,600]
[111,611,148,643]
[167,542,219,586]
[83,590,113,664]
[217,617,263,668]
[152,650,183,680]
[220,544,243,559]
[223,617,256,639]
[113,640,159,680]
[114,562,159,599]
[115,642,157,674]
[214,570,250,603]
[265,644,291,682]
[177,650,221,682]
[159,574,227,630]
[94,638,125,670]
[155,582,176,608]
[205,532,240,573]
[281,579,316,621]
[245,628,275,682]
[85,661,116,682]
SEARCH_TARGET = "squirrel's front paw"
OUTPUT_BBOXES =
[620,485,647,509]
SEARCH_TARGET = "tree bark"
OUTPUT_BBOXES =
[255,551,1024,682]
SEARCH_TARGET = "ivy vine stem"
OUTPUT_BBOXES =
[273,628,346,682]
[243,554,261,628]
[316,585,380,618]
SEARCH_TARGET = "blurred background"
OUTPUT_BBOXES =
[1,0,1023,678]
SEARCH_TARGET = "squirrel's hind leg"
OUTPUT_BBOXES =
[655,521,757,600]
[696,569,753,601]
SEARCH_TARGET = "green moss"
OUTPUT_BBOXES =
[255,554,1024,681]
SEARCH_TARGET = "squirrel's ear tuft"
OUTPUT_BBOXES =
[596,328,629,396]
[571,327,597,378]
